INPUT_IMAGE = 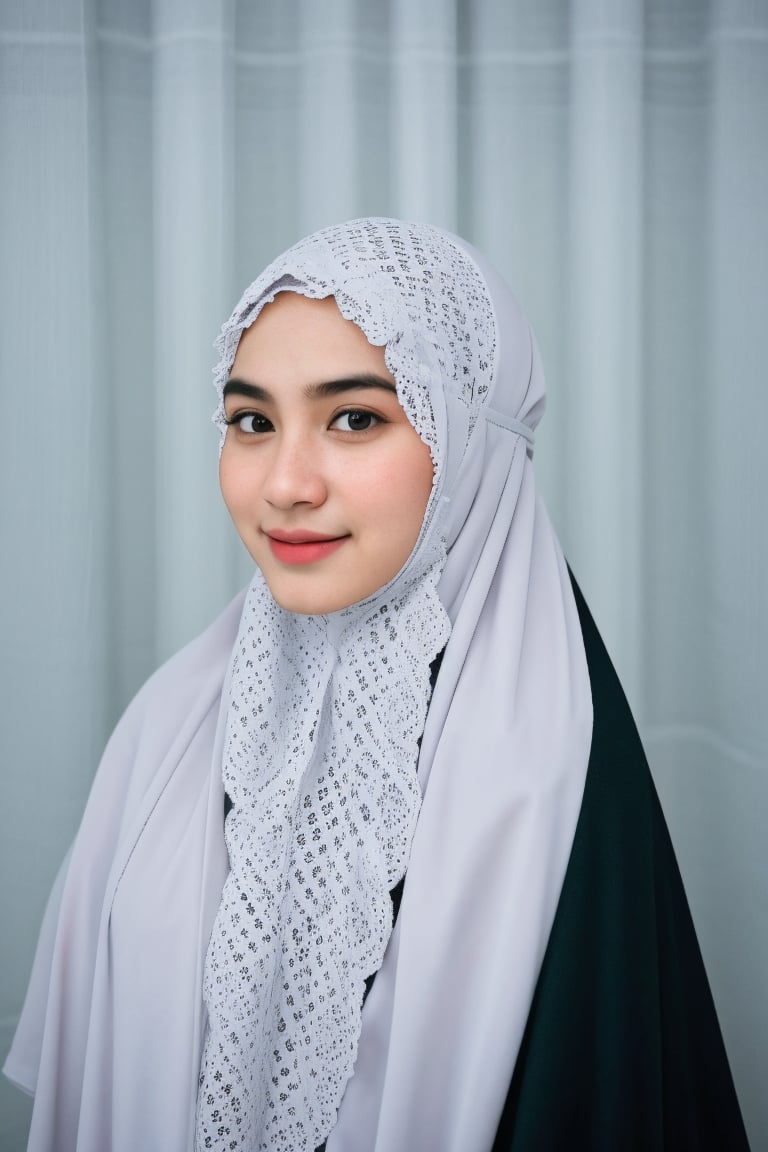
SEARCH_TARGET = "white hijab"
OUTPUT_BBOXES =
[5,219,592,1152]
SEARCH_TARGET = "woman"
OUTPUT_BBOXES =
[5,218,749,1150]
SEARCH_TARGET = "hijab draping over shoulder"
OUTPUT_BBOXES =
[4,220,750,1152]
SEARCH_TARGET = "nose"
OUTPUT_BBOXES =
[261,433,328,510]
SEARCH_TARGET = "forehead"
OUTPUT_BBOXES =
[231,292,389,380]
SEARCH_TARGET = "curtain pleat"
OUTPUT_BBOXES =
[151,0,235,658]
[566,2,646,701]
[392,0,458,226]
[0,1,765,1147]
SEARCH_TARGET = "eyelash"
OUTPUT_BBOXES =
[224,411,273,434]
[330,409,384,433]
[224,408,385,435]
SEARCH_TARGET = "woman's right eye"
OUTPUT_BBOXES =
[226,412,273,434]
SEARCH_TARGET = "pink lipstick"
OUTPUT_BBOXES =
[265,529,349,565]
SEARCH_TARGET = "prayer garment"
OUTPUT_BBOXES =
[5,220,749,1152]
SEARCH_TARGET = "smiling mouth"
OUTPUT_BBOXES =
[265,530,350,565]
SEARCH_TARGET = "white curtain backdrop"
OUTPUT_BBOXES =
[1,1,765,1147]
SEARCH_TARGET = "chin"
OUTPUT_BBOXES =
[256,558,396,617]
[262,580,352,617]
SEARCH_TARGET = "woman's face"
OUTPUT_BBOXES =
[220,292,434,614]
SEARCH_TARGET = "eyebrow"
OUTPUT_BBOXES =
[222,374,398,404]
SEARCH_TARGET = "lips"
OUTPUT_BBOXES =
[266,529,343,544]
[264,529,349,565]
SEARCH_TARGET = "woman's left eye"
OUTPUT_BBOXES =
[330,409,381,433]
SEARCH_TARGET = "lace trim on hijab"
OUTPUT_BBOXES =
[196,220,496,1151]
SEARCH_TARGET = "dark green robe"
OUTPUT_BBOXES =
[493,576,750,1150]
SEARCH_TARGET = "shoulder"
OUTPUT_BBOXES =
[59,586,247,884]
[494,573,750,1151]
[131,588,246,716]
[109,589,247,767]
[3,590,248,1112]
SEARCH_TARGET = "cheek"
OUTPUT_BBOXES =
[405,460,434,539]
[219,446,258,519]
[406,435,435,507]
[218,451,237,515]
[377,440,434,551]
